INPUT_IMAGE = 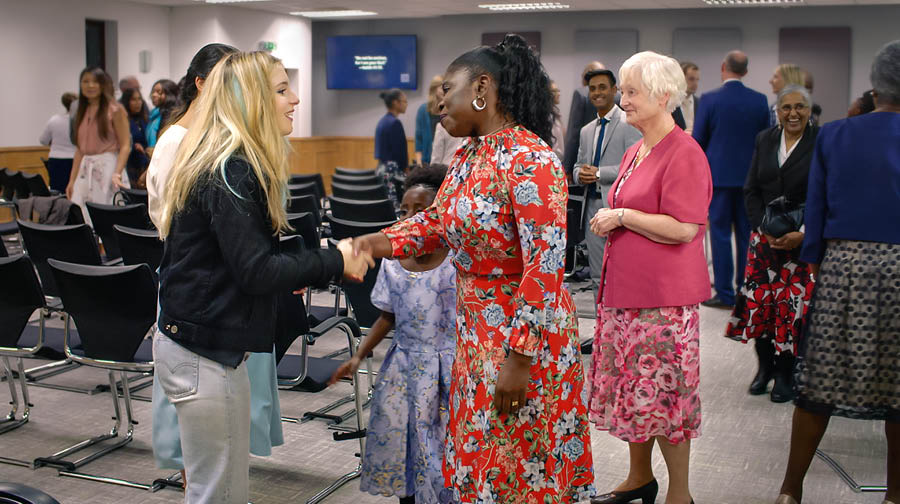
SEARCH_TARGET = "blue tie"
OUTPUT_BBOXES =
[588,118,608,197]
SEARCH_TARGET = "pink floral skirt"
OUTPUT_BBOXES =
[588,304,702,444]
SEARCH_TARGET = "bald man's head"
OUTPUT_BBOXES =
[582,61,606,85]
[723,50,749,76]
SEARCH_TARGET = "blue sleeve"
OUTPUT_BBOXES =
[692,96,710,151]
[414,105,427,153]
[391,120,408,169]
[799,131,828,264]
[146,116,160,147]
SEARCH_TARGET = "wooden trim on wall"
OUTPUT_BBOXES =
[0,146,51,183]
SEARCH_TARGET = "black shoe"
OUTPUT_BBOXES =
[581,339,593,355]
[749,339,775,395]
[770,353,796,403]
[701,295,734,309]
[591,479,658,504]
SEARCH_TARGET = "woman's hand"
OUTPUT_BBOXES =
[111,171,127,189]
[338,238,374,282]
[494,350,531,416]
[329,356,361,385]
[770,231,804,250]
[590,207,622,237]
[65,182,74,199]
[134,143,146,154]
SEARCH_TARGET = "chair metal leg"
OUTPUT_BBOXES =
[0,357,34,468]
[150,471,184,492]
[814,449,887,493]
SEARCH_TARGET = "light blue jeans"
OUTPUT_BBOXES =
[153,331,250,504]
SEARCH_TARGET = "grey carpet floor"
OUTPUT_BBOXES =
[0,280,888,504]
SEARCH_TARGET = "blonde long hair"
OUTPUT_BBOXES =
[159,51,290,239]
[776,63,805,88]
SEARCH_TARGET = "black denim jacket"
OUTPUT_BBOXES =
[158,157,343,354]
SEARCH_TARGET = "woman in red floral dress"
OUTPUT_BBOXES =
[353,34,596,504]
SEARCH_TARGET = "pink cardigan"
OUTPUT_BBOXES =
[600,128,712,309]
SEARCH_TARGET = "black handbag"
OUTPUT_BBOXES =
[761,195,804,238]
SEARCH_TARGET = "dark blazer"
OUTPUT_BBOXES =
[693,80,770,187]
[672,107,686,130]
[562,90,598,176]
[743,125,820,229]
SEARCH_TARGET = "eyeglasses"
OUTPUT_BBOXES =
[779,103,808,113]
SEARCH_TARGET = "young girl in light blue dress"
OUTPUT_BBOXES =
[332,164,456,504]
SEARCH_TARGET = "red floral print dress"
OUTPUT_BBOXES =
[383,126,596,504]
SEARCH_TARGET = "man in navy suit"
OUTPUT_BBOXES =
[693,50,770,308]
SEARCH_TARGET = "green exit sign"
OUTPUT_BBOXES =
[258,41,277,52]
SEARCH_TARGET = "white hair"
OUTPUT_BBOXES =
[619,51,687,114]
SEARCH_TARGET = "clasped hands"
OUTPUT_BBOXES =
[590,207,623,237]
[764,231,804,251]
[336,238,374,282]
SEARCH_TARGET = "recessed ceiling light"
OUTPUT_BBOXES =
[478,2,571,11]
[204,0,268,3]
[291,10,378,18]
[703,0,803,4]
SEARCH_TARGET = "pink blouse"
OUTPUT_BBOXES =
[77,103,120,155]
[600,128,712,309]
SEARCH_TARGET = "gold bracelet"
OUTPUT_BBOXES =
[618,208,625,226]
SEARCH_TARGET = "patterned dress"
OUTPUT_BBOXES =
[383,126,596,504]
[360,256,457,502]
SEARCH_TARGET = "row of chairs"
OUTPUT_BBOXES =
[0,168,53,201]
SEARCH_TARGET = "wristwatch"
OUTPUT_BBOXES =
[617,208,625,226]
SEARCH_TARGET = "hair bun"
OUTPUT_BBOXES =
[497,33,529,53]
[378,91,387,99]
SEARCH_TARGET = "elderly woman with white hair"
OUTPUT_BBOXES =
[587,51,712,504]
[774,39,900,504]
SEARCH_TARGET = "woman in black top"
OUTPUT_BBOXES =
[154,51,372,503]
[725,85,819,403]
[119,88,149,185]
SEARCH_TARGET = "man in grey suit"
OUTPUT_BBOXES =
[573,69,642,294]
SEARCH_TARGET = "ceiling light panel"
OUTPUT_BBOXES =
[703,0,804,4]
[478,2,571,11]
[204,0,269,3]
[291,10,379,18]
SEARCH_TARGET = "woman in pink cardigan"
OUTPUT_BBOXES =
[588,51,712,504]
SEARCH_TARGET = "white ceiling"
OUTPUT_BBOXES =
[124,0,900,19]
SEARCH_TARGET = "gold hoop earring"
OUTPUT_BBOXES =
[472,96,486,111]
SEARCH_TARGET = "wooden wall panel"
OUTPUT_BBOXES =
[0,146,50,183]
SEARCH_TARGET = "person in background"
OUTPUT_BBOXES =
[848,89,876,117]
[39,92,78,192]
[119,75,140,96]
[563,60,607,178]
[430,82,465,166]
[155,51,372,503]
[550,80,566,161]
[726,85,819,404]
[588,51,711,504]
[800,69,822,126]
[693,50,770,309]
[332,164,454,504]
[414,75,443,166]
[774,39,900,504]
[147,78,179,148]
[680,61,701,135]
[66,67,131,223]
[768,64,804,127]
[375,88,409,203]
[119,88,150,186]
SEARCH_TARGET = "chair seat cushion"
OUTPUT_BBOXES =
[276,355,342,393]
[68,336,152,364]
[307,306,348,328]
[0,220,17,235]
[16,324,81,360]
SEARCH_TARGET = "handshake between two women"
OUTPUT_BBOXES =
[336,238,376,283]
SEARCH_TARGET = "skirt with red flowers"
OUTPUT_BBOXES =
[725,231,815,355]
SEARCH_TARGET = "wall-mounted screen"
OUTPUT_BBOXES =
[326,35,417,90]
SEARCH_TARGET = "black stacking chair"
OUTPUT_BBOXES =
[1,170,22,200]
[116,188,148,208]
[113,225,163,272]
[85,202,152,260]
[0,241,5,257]
[35,259,157,490]
[335,167,376,177]
[328,196,397,223]
[21,173,51,198]
[327,215,396,240]
[288,181,319,200]
[276,316,368,501]
[17,220,101,298]
[0,168,12,200]
[289,173,325,202]
[331,182,389,201]
[285,212,319,251]
[331,173,381,186]
[0,483,61,504]
[287,194,322,227]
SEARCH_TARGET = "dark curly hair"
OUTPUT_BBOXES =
[170,43,239,125]
[447,33,554,145]
[404,163,448,193]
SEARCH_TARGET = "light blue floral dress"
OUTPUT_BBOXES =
[359,255,457,503]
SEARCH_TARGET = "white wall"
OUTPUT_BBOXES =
[310,5,900,138]
[0,0,313,147]
[0,0,171,147]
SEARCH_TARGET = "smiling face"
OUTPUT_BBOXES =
[619,76,667,129]
[270,64,299,136]
[80,72,101,102]
[778,91,810,136]
[588,74,616,115]
[438,68,480,137]
[151,83,164,107]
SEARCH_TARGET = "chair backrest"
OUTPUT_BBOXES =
[22,173,51,198]
[85,202,152,259]
[114,224,164,272]
[48,259,157,362]
[17,220,101,297]
[287,195,321,226]
[342,256,383,329]
[288,173,325,201]
[330,182,389,201]
[2,170,22,200]
[327,196,397,223]
[285,212,319,250]
[335,167,376,177]
[118,188,149,207]
[327,215,396,240]
[331,174,381,186]
[0,482,62,504]
[0,255,45,349]
[288,181,319,199]
[0,240,6,257]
